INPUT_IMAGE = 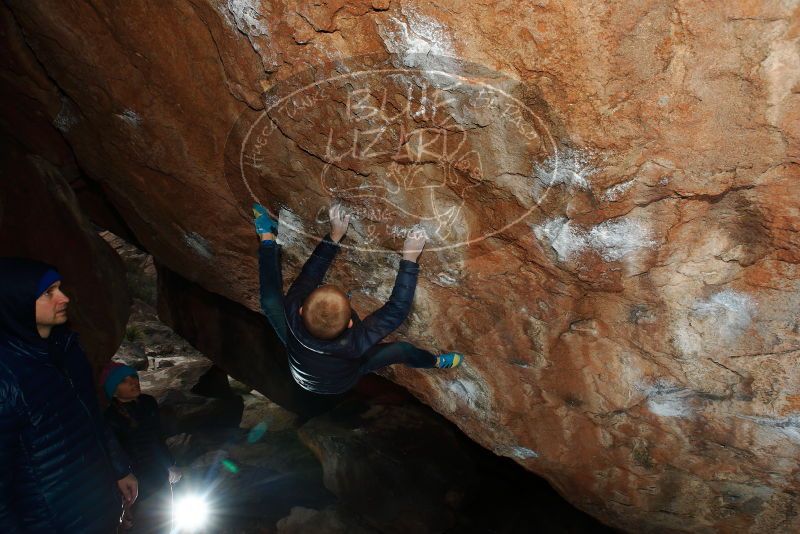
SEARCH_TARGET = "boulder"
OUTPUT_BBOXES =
[113,347,149,371]
[191,364,237,399]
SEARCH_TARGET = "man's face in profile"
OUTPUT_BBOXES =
[35,281,70,327]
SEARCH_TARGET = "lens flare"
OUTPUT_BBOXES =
[221,458,240,474]
[247,421,268,443]
[173,495,209,531]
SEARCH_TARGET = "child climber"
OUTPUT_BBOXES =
[254,201,463,395]
[101,362,182,531]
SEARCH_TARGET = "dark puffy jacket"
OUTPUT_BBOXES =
[105,394,173,500]
[0,258,129,533]
[283,235,420,394]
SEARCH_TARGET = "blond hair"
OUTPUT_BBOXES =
[302,285,351,340]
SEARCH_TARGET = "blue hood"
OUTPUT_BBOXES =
[0,257,58,347]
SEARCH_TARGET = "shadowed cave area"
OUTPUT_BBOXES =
[1,1,799,533]
[107,234,616,533]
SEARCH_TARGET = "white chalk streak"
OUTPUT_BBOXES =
[534,147,597,191]
[692,289,756,340]
[643,381,692,418]
[533,216,656,262]
[603,179,634,201]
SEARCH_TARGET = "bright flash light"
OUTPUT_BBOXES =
[173,495,209,531]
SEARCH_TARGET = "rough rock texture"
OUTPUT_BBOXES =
[2,1,800,531]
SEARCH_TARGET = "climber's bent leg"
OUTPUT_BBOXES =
[258,240,288,346]
[358,341,437,375]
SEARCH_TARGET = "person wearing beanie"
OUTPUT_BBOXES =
[0,257,138,532]
[101,361,140,400]
[102,361,181,532]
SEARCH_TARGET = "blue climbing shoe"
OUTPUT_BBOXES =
[435,352,463,368]
[252,202,278,235]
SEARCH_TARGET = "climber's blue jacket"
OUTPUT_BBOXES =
[282,235,420,394]
[0,258,128,533]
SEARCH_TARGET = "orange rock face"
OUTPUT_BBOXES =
[2,1,799,531]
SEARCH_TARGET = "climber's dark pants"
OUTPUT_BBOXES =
[258,240,289,346]
[258,241,437,374]
[358,341,437,374]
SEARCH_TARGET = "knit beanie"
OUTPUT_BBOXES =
[100,361,138,399]
[36,269,62,298]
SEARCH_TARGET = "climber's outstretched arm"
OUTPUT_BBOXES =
[351,229,427,352]
[285,204,350,307]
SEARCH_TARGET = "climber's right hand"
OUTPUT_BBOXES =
[402,228,427,263]
[329,204,351,243]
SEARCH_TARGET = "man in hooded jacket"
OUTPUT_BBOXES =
[0,257,138,532]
